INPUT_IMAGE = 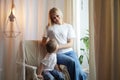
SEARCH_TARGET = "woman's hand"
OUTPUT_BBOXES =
[41,37,48,45]
[59,38,74,49]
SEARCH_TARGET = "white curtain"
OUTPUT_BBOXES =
[90,0,120,80]
[0,0,48,80]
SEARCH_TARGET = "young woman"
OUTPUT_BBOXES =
[44,7,87,80]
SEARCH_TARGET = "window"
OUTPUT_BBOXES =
[76,0,89,72]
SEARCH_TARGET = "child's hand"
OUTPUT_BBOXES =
[37,74,44,80]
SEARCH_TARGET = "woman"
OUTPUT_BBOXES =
[44,7,87,80]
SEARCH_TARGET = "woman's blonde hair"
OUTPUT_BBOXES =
[48,7,63,26]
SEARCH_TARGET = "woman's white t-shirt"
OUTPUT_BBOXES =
[46,23,76,54]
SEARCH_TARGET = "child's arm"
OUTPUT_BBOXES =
[37,63,45,79]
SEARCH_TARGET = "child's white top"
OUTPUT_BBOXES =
[47,23,76,54]
[41,53,56,71]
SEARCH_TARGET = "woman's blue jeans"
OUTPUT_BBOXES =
[57,51,87,80]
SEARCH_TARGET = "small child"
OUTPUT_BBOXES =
[37,39,65,80]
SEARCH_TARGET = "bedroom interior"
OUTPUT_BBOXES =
[0,0,120,80]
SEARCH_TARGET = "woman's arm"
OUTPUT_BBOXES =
[59,38,74,49]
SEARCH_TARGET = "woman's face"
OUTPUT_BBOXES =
[51,12,62,24]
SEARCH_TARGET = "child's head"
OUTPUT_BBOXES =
[45,39,58,54]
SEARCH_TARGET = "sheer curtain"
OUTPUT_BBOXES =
[90,0,120,80]
[0,0,48,80]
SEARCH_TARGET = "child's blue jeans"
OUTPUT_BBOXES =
[42,69,64,80]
